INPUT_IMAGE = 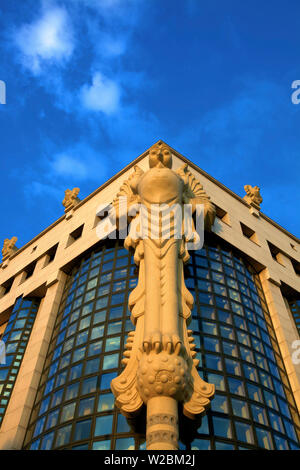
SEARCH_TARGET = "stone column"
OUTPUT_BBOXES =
[259,269,300,413]
[146,397,178,450]
[0,271,67,449]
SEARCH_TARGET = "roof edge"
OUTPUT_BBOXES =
[2,140,299,265]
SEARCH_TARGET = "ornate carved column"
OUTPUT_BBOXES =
[111,142,215,449]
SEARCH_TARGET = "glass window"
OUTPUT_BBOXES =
[235,421,254,444]
[220,326,234,340]
[84,358,100,375]
[51,389,64,408]
[33,416,46,437]
[231,398,249,419]
[81,376,97,395]
[256,427,273,449]
[222,341,238,357]
[78,397,94,417]
[55,424,72,447]
[40,431,54,450]
[198,415,209,434]
[92,440,111,450]
[107,322,122,335]
[191,439,210,450]
[213,416,232,438]
[39,396,51,415]
[74,419,91,441]
[105,337,121,352]
[210,394,228,414]
[218,311,232,324]
[206,373,225,392]
[95,415,113,437]
[65,382,79,401]
[69,364,82,381]
[98,394,115,412]
[243,365,258,382]
[268,411,284,433]
[203,337,219,353]
[264,391,278,411]
[247,383,263,403]
[205,354,222,371]
[228,378,244,396]
[61,402,76,423]
[88,341,102,357]
[46,409,59,430]
[90,325,104,340]
[225,359,241,376]
[100,372,118,390]
[115,438,135,450]
[72,346,86,363]
[251,405,268,425]
[215,441,234,450]
[103,354,119,370]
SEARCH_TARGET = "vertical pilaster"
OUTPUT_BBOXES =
[0,271,67,449]
[259,269,300,413]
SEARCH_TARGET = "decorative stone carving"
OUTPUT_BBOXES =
[244,185,262,209]
[2,237,18,260]
[62,188,80,211]
[111,141,215,450]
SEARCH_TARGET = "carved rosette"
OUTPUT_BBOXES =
[110,142,215,449]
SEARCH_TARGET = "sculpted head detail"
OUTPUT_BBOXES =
[149,142,172,169]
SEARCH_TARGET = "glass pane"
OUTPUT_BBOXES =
[115,438,135,450]
[74,419,91,441]
[256,427,273,449]
[231,398,249,419]
[251,405,268,425]
[235,421,254,444]
[92,440,111,450]
[61,402,76,423]
[98,394,115,412]
[78,397,94,417]
[94,415,113,437]
[213,416,232,438]
[210,394,228,414]
[55,424,72,447]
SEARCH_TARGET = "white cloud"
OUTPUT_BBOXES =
[100,34,127,57]
[47,142,109,182]
[79,72,120,114]
[15,6,74,74]
[51,153,89,179]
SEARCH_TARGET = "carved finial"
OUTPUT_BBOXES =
[2,237,18,260]
[62,188,80,211]
[243,185,262,209]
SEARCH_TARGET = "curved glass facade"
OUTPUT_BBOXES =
[0,296,40,426]
[23,240,300,450]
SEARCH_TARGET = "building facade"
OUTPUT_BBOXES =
[0,141,299,450]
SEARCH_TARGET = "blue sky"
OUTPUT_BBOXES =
[1,0,300,253]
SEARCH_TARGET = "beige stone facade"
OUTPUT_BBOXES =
[0,141,299,450]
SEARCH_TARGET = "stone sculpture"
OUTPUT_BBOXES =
[62,188,80,211]
[2,237,18,260]
[244,185,262,209]
[111,141,215,449]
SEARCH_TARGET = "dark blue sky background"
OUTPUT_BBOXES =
[1,0,300,254]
